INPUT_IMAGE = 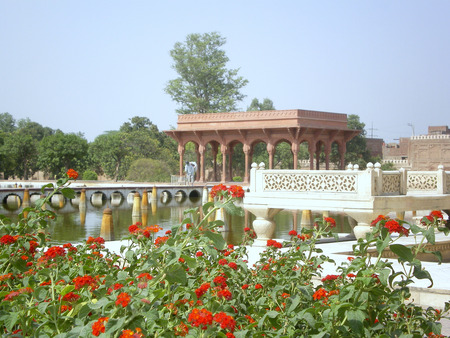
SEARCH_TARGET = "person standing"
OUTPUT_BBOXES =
[184,161,194,185]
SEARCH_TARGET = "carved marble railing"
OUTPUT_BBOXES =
[244,162,450,241]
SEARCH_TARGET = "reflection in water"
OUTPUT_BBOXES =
[0,195,352,245]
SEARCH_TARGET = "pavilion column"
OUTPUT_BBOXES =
[211,143,218,182]
[308,142,315,170]
[221,145,228,183]
[195,144,200,182]
[315,143,321,170]
[178,144,185,176]
[340,142,347,170]
[267,143,275,169]
[228,146,234,182]
[291,143,298,169]
[325,142,332,170]
[243,144,251,183]
[199,144,206,182]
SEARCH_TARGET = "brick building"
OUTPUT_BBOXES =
[383,126,450,170]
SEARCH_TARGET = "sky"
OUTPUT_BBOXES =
[1,1,449,143]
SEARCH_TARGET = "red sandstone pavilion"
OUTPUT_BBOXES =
[164,109,360,183]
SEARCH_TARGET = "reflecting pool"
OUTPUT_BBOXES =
[0,191,352,245]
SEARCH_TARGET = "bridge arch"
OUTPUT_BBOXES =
[2,193,22,211]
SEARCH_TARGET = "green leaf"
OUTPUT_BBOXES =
[413,266,433,287]
[390,244,414,262]
[346,309,366,335]
[105,317,126,334]
[5,312,19,331]
[165,263,187,285]
[287,294,300,313]
[424,226,436,245]
[41,183,54,194]
[203,230,226,250]
[61,187,76,199]
[60,284,75,297]
[376,233,391,254]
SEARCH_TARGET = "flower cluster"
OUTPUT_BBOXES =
[66,168,79,180]
[209,184,245,200]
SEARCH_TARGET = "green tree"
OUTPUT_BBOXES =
[0,112,16,133]
[247,98,275,111]
[165,32,248,114]
[331,114,370,169]
[1,130,38,179]
[38,131,89,178]
[89,131,132,181]
[17,118,55,141]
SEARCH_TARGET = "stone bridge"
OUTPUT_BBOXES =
[0,183,207,209]
[243,162,450,240]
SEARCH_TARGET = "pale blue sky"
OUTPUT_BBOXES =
[1,1,449,142]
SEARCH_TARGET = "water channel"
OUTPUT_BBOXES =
[0,190,352,245]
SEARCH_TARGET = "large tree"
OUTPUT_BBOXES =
[0,112,16,133]
[1,130,38,179]
[165,32,248,114]
[38,131,89,178]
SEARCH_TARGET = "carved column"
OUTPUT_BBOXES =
[340,142,347,170]
[195,144,200,182]
[291,143,298,169]
[315,143,321,170]
[178,144,185,176]
[243,143,251,183]
[308,142,315,170]
[228,146,234,182]
[267,143,275,169]
[325,142,332,170]
[221,144,228,182]
[199,144,206,182]
[211,143,218,182]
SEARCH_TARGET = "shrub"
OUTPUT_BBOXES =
[82,170,98,180]
[126,158,172,182]
[232,176,242,182]
[0,171,448,336]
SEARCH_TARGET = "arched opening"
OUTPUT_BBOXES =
[230,141,245,181]
[298,141,310,169]
[274,140,293,169]
[251,141,268,168]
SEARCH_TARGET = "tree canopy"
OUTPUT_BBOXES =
[165,32,248,114]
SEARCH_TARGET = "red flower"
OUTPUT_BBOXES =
[209,184,228,199]
[244,227,251,232]
[137,273,153,281]
[241,284,249,290]
[313,288,327,300]
[324,217,336,228]
[116,292,131,307]
[195,282,210,298]
[92,317,108,336]
[321,274,340,282]
[228,262,237,270]
[371,215,388,226]
[218,258,228,265]
[213,276,228,288]
[255,284,263,290]
[0,235,17,245]
[73,275,98,290]
[384,220,409,236]
[430,210,444,219]
[288,230,298,236]
[174,322,189,336]
[267,239,282,248]
[119,328,144,338]
[213,312,236,332]
[196,251,204,257]
[44,246,66,259]
[217,288,232,300]
[62,292,80,302]
[188,308,213,330]
[227,185,245,199]
[67,169,79,180]
[86,236,105,245]
[154,236,169,247]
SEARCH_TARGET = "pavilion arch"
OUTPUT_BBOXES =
[165,110,359,183]
[273,138,294,169]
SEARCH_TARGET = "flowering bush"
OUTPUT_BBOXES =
[0,170,449,336]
